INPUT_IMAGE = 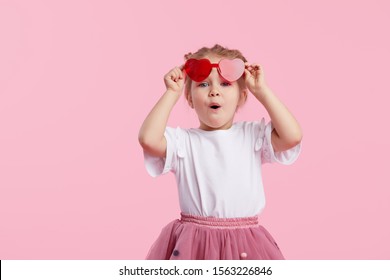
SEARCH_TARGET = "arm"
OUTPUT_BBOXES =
[244,63,303,152]
[253,85,302,152]
[138,66,185,157]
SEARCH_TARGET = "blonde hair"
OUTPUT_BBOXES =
[183,44,248,104]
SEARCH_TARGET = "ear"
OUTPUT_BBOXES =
[238,89,248,107]
[186,90,194,108]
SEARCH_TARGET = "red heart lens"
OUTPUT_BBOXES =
[184,58,245,82]
[184,59,212,82]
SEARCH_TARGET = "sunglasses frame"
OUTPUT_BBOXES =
[184,58,245,83]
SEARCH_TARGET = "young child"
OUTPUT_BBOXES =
[138,44,302,260]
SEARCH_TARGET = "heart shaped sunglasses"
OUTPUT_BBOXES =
[183,58,245,82]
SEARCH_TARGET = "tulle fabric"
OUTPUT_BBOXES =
[146,213,285,260]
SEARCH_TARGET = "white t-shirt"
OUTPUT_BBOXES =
[143,118,301,218]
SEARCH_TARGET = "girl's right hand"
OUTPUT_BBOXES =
[164,66,185,94]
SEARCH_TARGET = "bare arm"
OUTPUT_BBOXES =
[253,85,302,152]
[138,66,185,157]
[244,63,303,152]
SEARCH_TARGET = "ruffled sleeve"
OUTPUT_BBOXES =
[254,118,301,165]
[143,127,185,177]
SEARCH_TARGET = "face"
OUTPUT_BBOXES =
[188,55,247,131]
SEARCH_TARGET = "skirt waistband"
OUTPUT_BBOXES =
[180,213,259,229]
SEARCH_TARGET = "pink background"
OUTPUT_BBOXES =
[1,0,389,259]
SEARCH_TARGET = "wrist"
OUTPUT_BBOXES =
[253,85,271,101]
[165,89,182,97]
[164,89,182,103]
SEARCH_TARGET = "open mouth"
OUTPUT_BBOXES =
[209,103,221,110]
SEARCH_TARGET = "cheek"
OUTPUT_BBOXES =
[226,89,241,102]
[191,90,207,103]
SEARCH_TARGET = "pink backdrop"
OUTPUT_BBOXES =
[1,0,389,259]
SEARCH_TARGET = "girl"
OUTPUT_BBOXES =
[138,44,302,260]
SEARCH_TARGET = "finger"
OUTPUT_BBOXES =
[252,64,261,70]
[244,69,252,79]
[170,71,178,82]
[180,68,186,80]
[246,65,252,70]
[174,68,182,80]
[179,70,186,80]
[167,68,177,77]
[177,67,186,80]
[246,67,255,74]
[166,73,175,82]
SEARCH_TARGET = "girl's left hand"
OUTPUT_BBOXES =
[244,63,268,97]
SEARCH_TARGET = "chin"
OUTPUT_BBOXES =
[212,122,232,130]
[200,116,234,130]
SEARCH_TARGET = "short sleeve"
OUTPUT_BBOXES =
[254,118,301,165]
[143,127,184,177]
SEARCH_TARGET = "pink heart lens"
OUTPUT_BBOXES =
[218,58,245,82]
[184,58,245,82]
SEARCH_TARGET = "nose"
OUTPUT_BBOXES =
[208,90,220,97]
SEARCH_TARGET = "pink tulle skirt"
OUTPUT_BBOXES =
[146,213,285,260]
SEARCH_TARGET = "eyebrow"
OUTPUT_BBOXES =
[197,75,232,83]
